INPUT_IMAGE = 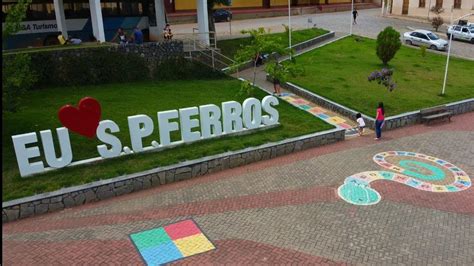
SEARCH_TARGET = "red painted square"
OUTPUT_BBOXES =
[164,219,201,240]
[339,123,353,129]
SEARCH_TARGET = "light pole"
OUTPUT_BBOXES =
[288,0,292,60]
[441,11,473,95]
[350,0,354,35]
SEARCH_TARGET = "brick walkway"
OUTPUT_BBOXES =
[3,112,473,265]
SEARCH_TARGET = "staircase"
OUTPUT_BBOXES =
[174,31,236,72]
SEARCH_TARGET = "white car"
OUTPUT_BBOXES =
[447,25,474,43]
[403,30,449,51]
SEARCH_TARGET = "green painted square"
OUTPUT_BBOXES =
[130,227,172,250]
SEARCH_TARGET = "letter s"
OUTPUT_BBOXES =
[262,95,279,125]
[96,120,122,158]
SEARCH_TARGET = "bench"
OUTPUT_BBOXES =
[420,105,452,125]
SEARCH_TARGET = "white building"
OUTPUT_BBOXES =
[389,0,473,22]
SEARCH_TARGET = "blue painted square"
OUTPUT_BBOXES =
[446,186,459,192]
[397,151,406,155]
[316,113,329,119]
[280,92,292,97]
[407,179,421,188]
[140,241,183,265]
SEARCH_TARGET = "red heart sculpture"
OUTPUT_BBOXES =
[58,97,101,138]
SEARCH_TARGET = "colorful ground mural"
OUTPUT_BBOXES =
[337,151,472,205]
[129,219,215,265]
[279,92,360,137]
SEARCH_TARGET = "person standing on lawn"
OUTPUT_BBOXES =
[375,102,385,140]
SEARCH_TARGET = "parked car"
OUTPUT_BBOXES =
[447,25,474,44]
[403,30,449,51]
[213,9,232,22]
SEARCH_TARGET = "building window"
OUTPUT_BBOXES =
[419,0,425,8]
[436,0,443,8]
[454,0,461,9]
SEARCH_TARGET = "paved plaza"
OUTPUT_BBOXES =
[3,112,473,265]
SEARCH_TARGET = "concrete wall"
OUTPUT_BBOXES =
[282,81,474,131]
[391,0,474,22]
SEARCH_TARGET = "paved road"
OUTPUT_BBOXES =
[3,113,474,264]
[174,8,474,59]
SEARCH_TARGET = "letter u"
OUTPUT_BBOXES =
[40,127,73,168]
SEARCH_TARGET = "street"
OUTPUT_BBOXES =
[174,8,474,59]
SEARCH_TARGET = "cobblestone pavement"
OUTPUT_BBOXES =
[174,8,474,59]
[3,112,474,265]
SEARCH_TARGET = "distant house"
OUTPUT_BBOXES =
[389,0,473,22]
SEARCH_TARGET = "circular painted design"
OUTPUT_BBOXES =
[337,151,471,206]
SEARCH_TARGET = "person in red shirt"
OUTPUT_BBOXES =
[375,102,385,140]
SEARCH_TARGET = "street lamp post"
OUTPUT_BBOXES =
[350,0,354,35]
[288,0,292,60]
[441,12,473,95]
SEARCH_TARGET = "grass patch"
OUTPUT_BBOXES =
[217,28,329,59]
[288,36,474,117]
[2,78,333,201]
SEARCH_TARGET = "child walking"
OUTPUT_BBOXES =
[356,113,365,136]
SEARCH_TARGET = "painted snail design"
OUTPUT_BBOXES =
[337,151,472,205]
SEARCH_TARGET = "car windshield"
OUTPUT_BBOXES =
[427,33,439,40]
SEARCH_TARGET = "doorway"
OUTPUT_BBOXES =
[402,0,409,14]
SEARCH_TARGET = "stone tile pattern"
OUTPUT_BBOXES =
[3,113,474,265]
[2,128,345,223]
[130,219,215,265]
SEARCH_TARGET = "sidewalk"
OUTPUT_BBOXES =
[168,3,380,24]
[233,32,372,138]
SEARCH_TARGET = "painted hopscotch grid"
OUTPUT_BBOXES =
[279,92,359,137]
[129,219,216,265]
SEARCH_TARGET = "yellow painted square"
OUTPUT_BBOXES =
[327,116,346,124]
[457,176,469,182]
[432,185,448,192]
[174,233,215,257]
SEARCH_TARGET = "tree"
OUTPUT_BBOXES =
[232,28,287,85]
[265,60,304,86]
[207,0,231,45]
[430,6,444,32]
[376,27,401,66]
[2,0,37,113]
[2,0,31,40]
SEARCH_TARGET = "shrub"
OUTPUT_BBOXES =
[376,27,401,65]
[420,45,427,57]
[2,53,37,112]
[153,57,226,80]
[368,68,397,92]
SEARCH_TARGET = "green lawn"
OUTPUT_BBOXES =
[288,36,474,117]
[2,78,333,201]
[217,28,329,59]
